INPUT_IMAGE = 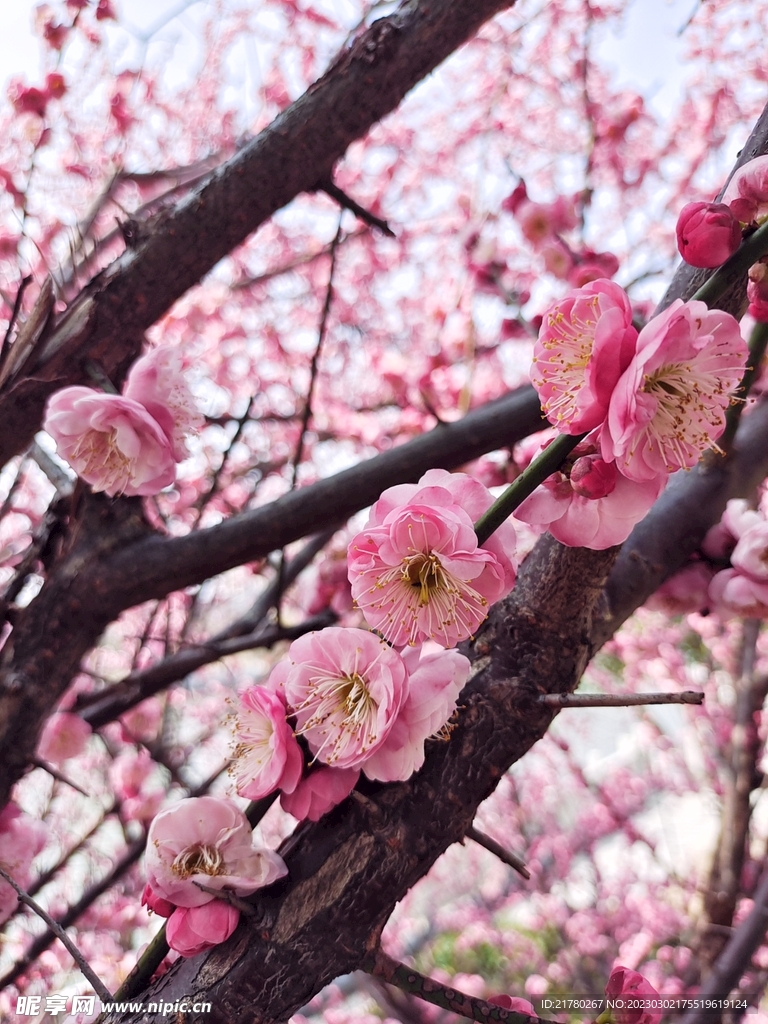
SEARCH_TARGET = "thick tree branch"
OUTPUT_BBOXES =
[0,0,518,467]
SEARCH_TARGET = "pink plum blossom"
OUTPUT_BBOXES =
[44,387,176,496]
[231,685,304,800]
[348,470,515,648]
[124,345,203,460]
[722,155,768,223]
[270,627,408,768]
[37,711,91,763]
[730,520,768,580]
[361,646,470,782]
[531,280,638,434]
[601,300,747,481]
[675,202,742,268]
[709,569,768,619]
[0,803,47,925]
[145,796,286,908]
[566,250,620,288]
[702,498,762,559]
[166,901,240,957]
[644,562,713,616]
[280,766,360,821]
[515,441,666,550]
[605,966,662,1024]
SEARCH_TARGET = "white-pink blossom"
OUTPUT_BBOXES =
[348,470,515,648]
[145,796,286,908]
[601,300,747,481]
[270,627,408,768]
[124,345,203,460]
[531,280,638,434]
[231,685,304,800]
[361,646,470,782]
[44,387,176,496]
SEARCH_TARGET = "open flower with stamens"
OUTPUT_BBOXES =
[230,686,303,800]
[270,627,408,769]
[601,299,747,481]
[349,474,514,648]
[531,280,638,434]
[44,387,176,496]
[145,796,286,908]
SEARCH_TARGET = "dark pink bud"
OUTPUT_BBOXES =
[10,85,48,119]
[45,73,66,100]
[676,201,742,268]
[502,180,528,214]
[141,883,174,918]
[570,455,618,499]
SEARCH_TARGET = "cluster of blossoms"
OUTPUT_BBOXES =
[141,797,286,957]
[518,279,748,549]
[503,179,620,289]
[229,470,517,819]
[43,345,202,497]
[677,155,768,321]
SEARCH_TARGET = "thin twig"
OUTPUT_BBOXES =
[76,610,336,729]
[319,180,396,237]
[289,221,343,489]
[0,275,32,366]
[366,948,551,1024]
[32,758,93,797]
[539,690,705,708]
[466,825,530,878]
[192,395,256,525]
[0,865,112,1003]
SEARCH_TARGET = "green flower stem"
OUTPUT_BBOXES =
[474,432,586,546]
[720,319,768,450]
[366,948,552,1024]
[109,922,169,1005]
[691,219,768,309]
[83,358,119,395]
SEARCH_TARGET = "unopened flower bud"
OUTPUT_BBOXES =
[570,455,618,499]
[676,201,742,268]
